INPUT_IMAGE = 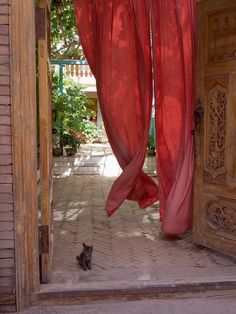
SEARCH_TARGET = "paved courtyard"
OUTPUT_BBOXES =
[51,174,236,284]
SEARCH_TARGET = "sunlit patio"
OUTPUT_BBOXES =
[51,164,236,285]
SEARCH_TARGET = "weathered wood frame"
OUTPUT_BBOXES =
[38,0,53,284]
[10,0,40,311]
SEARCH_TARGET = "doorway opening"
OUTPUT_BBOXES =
[37,0,236,292]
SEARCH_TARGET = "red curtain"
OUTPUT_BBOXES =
[73,0,159,216]
[150,0,196,234]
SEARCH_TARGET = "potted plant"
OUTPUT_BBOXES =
[52,126,63,156]
[61,132,80,156]
[146,135,156,156]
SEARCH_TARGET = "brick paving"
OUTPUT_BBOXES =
[51,175,236,284]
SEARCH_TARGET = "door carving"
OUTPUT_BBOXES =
[205,198,236,240]
[204,75,228,183]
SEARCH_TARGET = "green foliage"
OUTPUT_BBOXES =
[52,72,99,149]
[51,0,83,59]
[147,134,155,150]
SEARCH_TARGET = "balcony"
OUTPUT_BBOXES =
[51,60,96,94]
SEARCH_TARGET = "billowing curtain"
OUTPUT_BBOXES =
[73,0,158,216]
[150,0,196,234]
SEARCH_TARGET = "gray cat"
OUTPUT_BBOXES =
[76,243,93,271]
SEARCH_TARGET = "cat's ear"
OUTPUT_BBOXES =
[91,246,93,251]
[83,242,86,248]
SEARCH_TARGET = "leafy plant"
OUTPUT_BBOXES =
[147,135,155,150]
[51,0,84,59]
[52,72,98,150]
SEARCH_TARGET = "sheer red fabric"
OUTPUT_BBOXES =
[73,0,159,216]
[150,0,196,234]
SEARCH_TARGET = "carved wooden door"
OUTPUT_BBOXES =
[193,0,236,257]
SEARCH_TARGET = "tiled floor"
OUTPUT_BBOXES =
[51,175,236,284]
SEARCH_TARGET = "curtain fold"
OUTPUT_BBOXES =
[74,0,159,216]
[150,0,196,234]
[74,0,196,234]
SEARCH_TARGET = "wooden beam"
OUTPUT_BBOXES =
[10,0,39,311]
[38,0,53,284]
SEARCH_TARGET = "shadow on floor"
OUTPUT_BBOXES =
[51,175,236,284]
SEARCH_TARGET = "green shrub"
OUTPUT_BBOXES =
[52,72,99,149]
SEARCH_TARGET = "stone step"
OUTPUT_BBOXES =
[53,155,156,177]
[33,280,236,307]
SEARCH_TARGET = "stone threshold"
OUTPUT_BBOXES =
[32,277,236,306]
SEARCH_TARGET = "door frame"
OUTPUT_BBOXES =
[10,0,40,311]
[38,0,53,284]
[10,0,236,312]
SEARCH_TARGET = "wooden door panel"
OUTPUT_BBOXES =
[193,0,236,257]
[38,0,53,283]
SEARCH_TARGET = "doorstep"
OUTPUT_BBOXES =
[31,277,236,306]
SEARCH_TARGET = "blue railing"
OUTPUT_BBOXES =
[51,59,88,95]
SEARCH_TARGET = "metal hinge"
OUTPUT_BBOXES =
[38,225,49,254]
[35,8,46,40]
